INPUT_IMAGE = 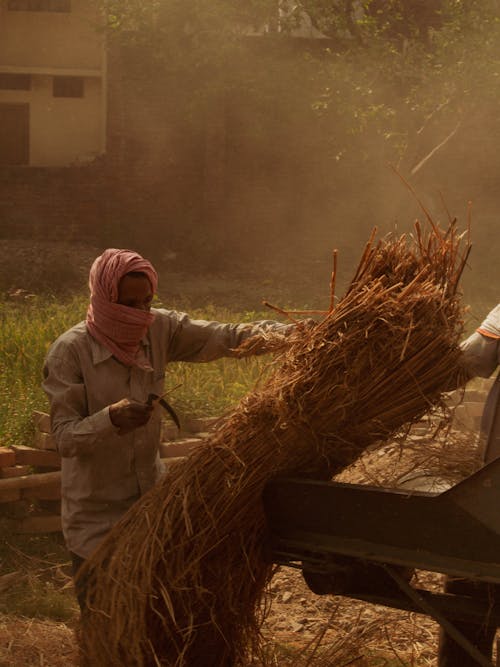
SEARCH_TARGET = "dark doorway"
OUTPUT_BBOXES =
[0,103,29,165]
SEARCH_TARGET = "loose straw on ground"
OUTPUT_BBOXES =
[78,220,470,667]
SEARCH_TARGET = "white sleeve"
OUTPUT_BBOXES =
[460,331,500,378]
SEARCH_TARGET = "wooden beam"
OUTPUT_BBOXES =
[0,465,31,478]
[22,483,61,501]
[32,410,51,434]
[0,489,21,503]
[15,514,62,534]
[159,439,203,458]
[11,445,60,468]
[32,431,57,451]
[0,447,16,467]
[0,470,61,494]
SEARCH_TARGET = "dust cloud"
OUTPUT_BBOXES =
[112,22,497,319]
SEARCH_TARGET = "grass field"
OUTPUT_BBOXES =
[0,295,278,449]
[0,277,495,450]
[0,253,496,666]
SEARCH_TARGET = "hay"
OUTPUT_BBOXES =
[78,221,470,666]
[0,612,79,667]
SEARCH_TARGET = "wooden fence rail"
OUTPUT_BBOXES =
[0,410,217,533]
[0,377,494,534]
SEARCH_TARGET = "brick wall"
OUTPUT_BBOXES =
[0,37,204,247]
[0,165,107,243]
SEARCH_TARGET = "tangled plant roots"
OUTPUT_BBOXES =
[79,220,470,666]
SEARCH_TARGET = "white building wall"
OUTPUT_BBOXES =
[0,1,103,70]
[0,0,105,166]
[32,75,103,165]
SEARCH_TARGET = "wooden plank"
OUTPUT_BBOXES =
[32,410,51,434]
[0,470,61,492]
[161,422,179,441]
[159,438,203,458]
[0,447,16,468]
[33,466,60,475]
[15,514,62,534]
[0,488,21,503]
[37,499,61,514]
[32,430,57,451]
[161,416,217,440]
[182,416,218,433]
[0,465,31,478]
[22,482,61,501]
[12,445,60,468]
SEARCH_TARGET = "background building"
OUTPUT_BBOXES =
[0,0,105,167]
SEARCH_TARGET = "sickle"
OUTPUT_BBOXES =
[147,393,181,429]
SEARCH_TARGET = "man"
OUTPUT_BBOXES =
[438,302,500,666]
[42,248,293,605]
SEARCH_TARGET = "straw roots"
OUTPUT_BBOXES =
[78,220,470,667]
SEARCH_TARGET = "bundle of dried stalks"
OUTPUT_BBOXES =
[78,220,470,667]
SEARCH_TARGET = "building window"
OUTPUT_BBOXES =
[0,73,31,90]
[8,0,71,12]
[53,76,84,98]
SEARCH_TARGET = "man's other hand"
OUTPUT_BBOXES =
[109,399,154,435]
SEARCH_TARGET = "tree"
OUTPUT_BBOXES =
[99,0,500,264]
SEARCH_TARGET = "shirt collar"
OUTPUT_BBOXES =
[88,332,150,366]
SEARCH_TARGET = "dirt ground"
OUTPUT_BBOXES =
[0,565,443,667]
[0,237,355,312]
[0,558,448,667]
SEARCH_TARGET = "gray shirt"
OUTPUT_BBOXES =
[42,308,290,558]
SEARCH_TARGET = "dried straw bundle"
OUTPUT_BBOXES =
[79,221,470,667]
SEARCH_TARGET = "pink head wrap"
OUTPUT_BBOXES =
[86,248,159,368]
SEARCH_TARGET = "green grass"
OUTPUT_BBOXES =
[0,572,78,622]
[0,286,494,448]
[0,294,277,447]
[0,295,83,447]
[0,295,88,447]
[0,526,78,622]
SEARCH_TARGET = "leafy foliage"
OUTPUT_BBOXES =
[94,0,500,272]
[99,0,500,168]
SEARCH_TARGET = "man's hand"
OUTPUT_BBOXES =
[109,399,154,435]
